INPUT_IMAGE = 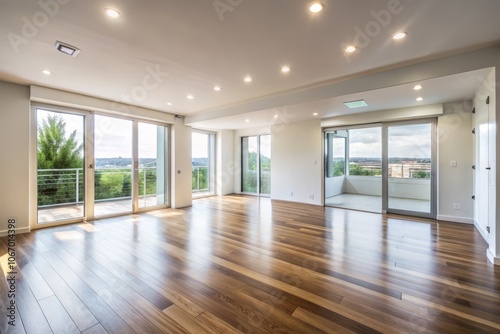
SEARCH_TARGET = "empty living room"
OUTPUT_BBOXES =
[1,1,500,333]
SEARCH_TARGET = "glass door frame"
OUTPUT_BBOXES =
[323,119,437,219]
[31,103,91,229]
[241,134,271,197]
[382,118,437,219]
[31,103,170,229]
[191,129,216,198]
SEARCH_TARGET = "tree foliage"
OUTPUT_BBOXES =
[37,115,83,169]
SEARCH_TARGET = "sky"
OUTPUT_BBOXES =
[39,109,430,161]
[38,110,161,159]
[345,125,431,159]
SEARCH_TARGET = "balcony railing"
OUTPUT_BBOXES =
[37,167,158,207]
[192,166,209,192]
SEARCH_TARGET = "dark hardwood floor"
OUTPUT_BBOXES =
[1,195,500,333]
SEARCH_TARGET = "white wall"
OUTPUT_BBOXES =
[170,117,193,208]
[325,176,345,198]
[437,102,474,224]
[0,82,30,236]
[216,130,235,195]
[271,119,322,205]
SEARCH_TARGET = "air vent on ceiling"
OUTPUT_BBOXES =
[54,41,80,57]
[344,99,368,109]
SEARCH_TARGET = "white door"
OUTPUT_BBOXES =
[475,100,489,233]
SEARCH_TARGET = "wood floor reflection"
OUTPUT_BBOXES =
[1,195,499,333]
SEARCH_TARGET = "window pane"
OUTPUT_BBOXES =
[138,123,167,208]
[37,109,85,223]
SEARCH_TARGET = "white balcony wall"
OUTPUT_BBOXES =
[345,176,382,196]
[388,178,431,200]
[325,176,345,198]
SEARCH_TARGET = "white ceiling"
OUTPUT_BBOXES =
[1,0,500,128]
[189,68,492,130]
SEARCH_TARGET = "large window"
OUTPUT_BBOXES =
[192,131,215,197]
[36,106,169,225]
[242,135,271,196]
[324,121,436,218]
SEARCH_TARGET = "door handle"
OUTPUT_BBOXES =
[89,164,94,169]
[486,167,491,170]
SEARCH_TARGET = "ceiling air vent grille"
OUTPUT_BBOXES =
[54,41,80,57]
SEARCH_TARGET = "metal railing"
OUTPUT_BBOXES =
[37,167,158,207]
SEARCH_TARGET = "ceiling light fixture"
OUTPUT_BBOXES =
[244,76,252,83]
[54,41,80,57]
[413,84,422,90]
[105,8,120,18]
[416,97,423,102]
[274,114,279,119]
[41,69,51,75]
[344,99,368,109]
[187,95,194,100]
[313,113,319,116]
[392,32,407,40]
[345,45,356,53]
[281,66,290,73]
[167,102,173,106]
[245,119,250,123]
[214,86,222,92]
[309,2,324,13]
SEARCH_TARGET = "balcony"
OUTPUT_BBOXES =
[37,167,162,223]
[192,166,210,197]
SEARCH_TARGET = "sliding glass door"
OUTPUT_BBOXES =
[242,135,271,196]
[94,115,133,217]
[386,121,435,217]
[37,109,86,224]
[138,122,168,209]
[192,131,215,197]
[324,120,436,218]
[324,127,382,213]
[36,106,169,225]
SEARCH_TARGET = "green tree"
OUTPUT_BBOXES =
[37,115,83,206]
[413,170,431,178]
[38,115,83,169]
[349,163,381,176]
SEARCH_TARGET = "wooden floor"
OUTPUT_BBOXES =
[1,195,500,333]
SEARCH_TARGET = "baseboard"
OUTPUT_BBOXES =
[436,215,474,225]
[487,249,500,266]
[474,219,489,242]
[0,227,30,237]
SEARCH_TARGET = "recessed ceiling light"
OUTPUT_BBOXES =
[245,119,250,123]
[344,99,368,109]
[105,8,120,18]
[274,114,279,119]
[416,97,423,102]
[309,2,324,13]
[167,102,173,106]
[41,69,51,75]
[313,113,319,116]
[214,86,222,92]
[345,45,356,53]
[392,32,407,40]
[244,76,252,83]
[187,95,194,100]
[413,84,422,90]
[281,66,290,73]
